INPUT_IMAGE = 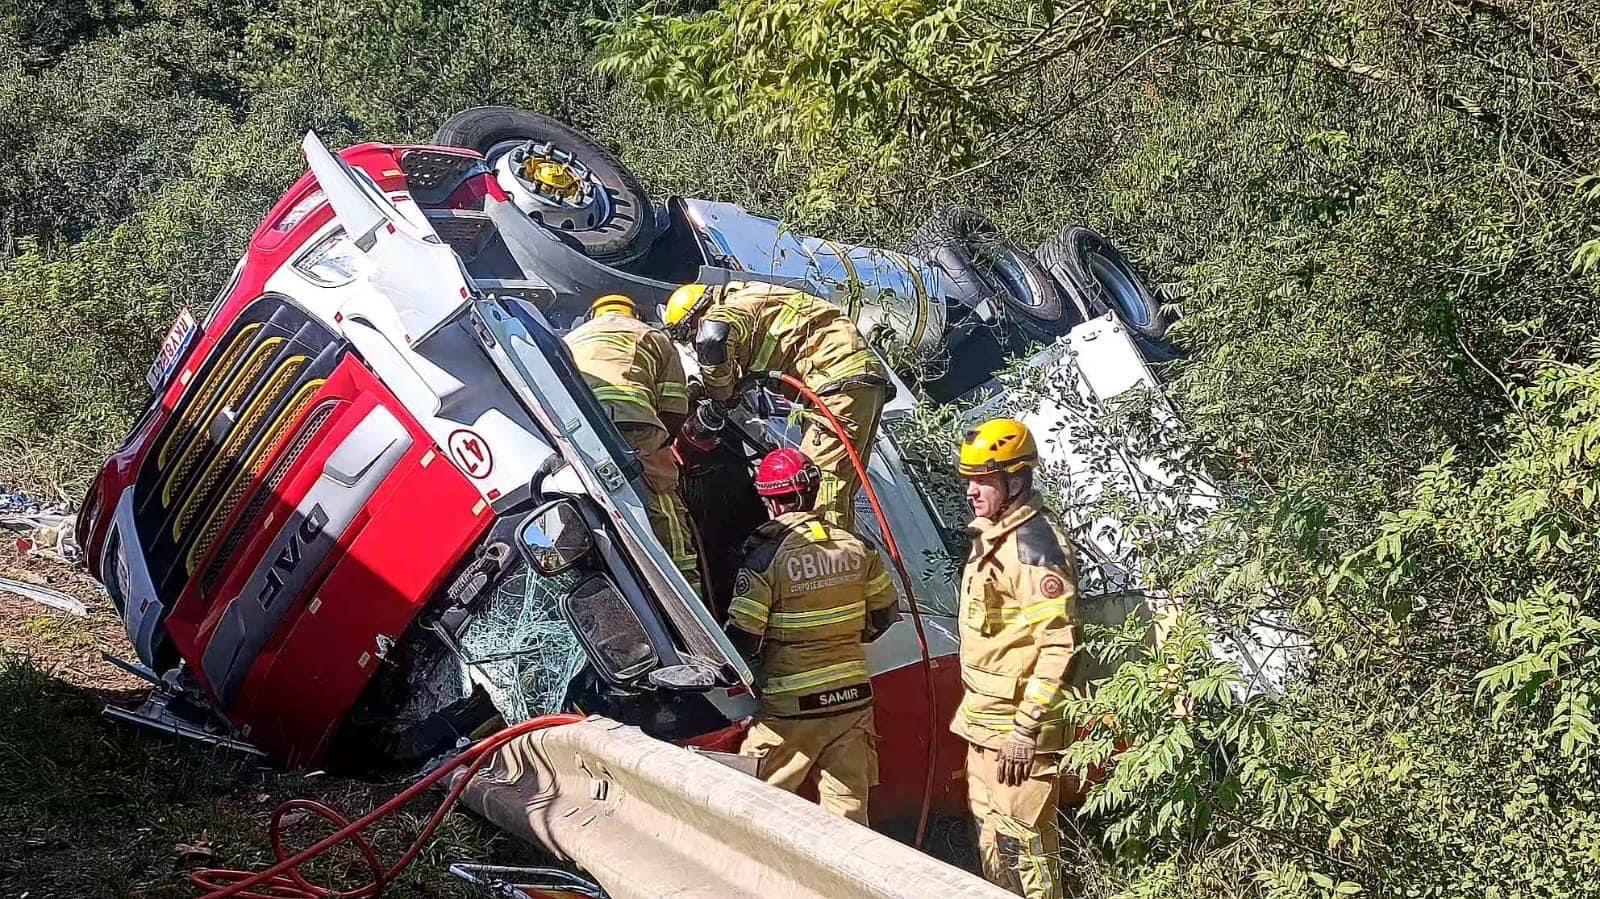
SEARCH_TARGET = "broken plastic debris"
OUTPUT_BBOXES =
[2,486,78,562]
[0,576,88,617]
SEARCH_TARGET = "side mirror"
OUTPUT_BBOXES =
[560,574,659,682]
[516,499,594,576]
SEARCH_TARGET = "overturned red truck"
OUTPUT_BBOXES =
[77,109,1191,850]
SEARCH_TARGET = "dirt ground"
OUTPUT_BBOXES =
[0,550,527,898]
[0,554,145,692]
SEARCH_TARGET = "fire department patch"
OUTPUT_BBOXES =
[734,570,752,595]
[1040,574,1066,599]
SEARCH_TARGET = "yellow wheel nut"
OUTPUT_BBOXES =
[524,159,581,199]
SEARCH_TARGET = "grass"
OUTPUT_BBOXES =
[19,614,98,653]
[0,651,536,897]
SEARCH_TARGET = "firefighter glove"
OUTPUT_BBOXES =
[997,727,1038,787]
[863,606,900,643]
[694,319,731,365]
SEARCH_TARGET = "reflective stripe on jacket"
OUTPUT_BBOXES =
[698,282,884,400]
[952,493,1081,752]
[564,313,689,430]
[728,511,898,718]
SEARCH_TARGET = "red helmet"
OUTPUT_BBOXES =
[754,448,820,498]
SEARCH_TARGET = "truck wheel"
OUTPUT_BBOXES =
[432,106,658,265]
[1035,225,1178,358]
[906,206,1079,342]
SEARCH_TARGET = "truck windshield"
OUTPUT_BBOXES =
[478,293,749,679]
[856,435,960,617]
[457,562,586,722]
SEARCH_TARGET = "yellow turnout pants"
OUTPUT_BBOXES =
[799,384,885,531]
[966,743,1064,899]
[617,424,700,591]
[739,706,878,825]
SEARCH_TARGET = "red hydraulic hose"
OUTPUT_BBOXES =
[191,713,583,898]
[767,372,939,850]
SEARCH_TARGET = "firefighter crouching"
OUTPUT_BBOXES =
[953,419,1080,899]
[663,280,889,530]
[563,294,701,588]
[725,448,901,824]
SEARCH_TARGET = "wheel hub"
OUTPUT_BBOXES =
[524,158,583,201]
[1087,252,1150,326]
[979,245,1042,308]
[493,141,613,232]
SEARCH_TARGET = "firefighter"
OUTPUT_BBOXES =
[563,293,700,587]
[726,448,901,825]
[663,280,888,529]
[953,418,1080,899]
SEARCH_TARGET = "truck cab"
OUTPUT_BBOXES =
[78,128,981,823]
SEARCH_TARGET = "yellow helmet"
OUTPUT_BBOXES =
[958,418,1037,477]
[663,283,711,333]
[590,293,636,318]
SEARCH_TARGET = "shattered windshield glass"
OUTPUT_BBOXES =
[458,563,587,722]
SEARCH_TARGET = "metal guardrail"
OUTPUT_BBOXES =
[455,717,1012,899]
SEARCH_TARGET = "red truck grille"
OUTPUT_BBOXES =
[132,296,345,607]
[197,399,337,595]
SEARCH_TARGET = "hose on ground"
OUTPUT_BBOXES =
[191,713,584,898]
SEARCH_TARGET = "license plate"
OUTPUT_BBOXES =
[145,308,198,392]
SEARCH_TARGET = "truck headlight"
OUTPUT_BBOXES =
[293,229,361,287]
[115,549,132,604]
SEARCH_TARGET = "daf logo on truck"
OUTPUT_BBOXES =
[259,504,329,611]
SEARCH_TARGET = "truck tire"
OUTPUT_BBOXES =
[1035,225,1179,359]
[432,106,658,265]
[906,206,1079,342]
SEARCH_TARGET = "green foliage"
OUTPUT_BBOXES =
[0,0,759,491]
[597,0,1600,209]
[595,0,1001,205]
[1337,349,1600,763]
[1479,584,1600,757]
[1066,613,1284,852]
[1575,174,1600,276]
[599,0,1600,893]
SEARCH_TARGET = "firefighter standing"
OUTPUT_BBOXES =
[563,294,700,587]
[663,280,889,529]
[952,419,1080,899]
[726,448,900,825]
